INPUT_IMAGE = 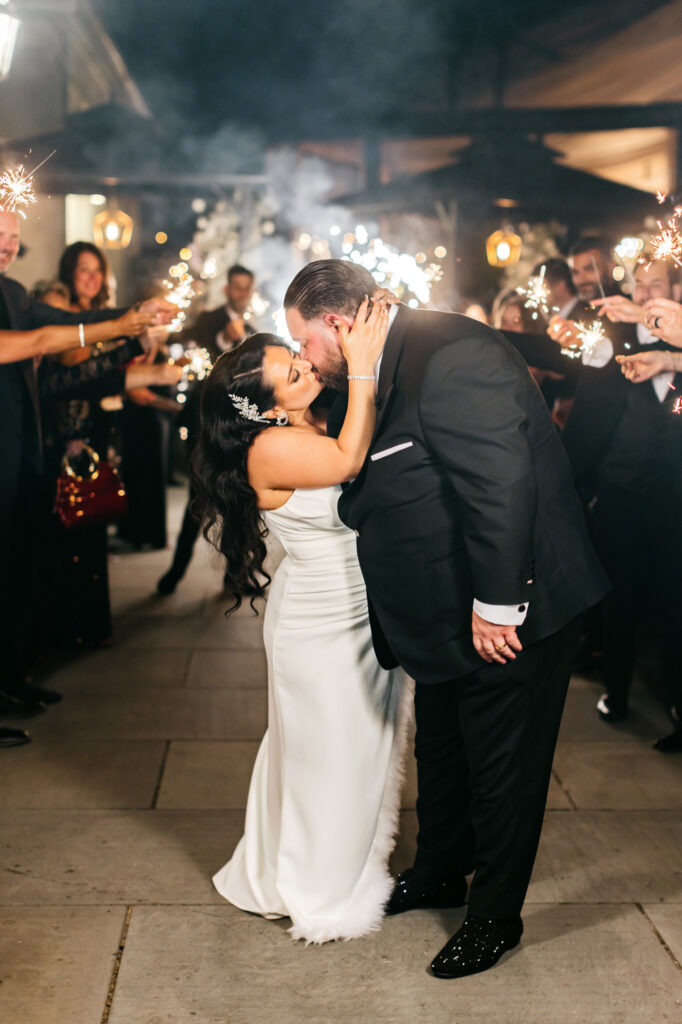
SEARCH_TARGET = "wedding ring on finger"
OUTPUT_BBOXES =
[494,643,507,652]
[653,316,661,329]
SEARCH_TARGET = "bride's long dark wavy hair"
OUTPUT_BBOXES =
[191,333,291,611]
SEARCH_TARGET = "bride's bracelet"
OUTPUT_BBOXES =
[347,374,376,381]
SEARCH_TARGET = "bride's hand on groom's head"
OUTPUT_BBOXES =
[342,295,390,372]
[371,288,399,307]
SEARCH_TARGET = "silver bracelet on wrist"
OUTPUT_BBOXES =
[347,374,376,380]
[78,323,85,348]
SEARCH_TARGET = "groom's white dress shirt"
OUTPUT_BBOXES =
[376,304,528,628]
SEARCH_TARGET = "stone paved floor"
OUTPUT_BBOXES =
[2,488,682,1024]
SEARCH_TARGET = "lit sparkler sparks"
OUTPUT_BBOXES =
[0,150,57,218]
[561,319,610,361]
[650,216,682,268]
[162,261,195,332]
[518,265,554,321]
[345,236,441,305]
[178,346,213,382]
[673,396,682,415]
[0,165,37,217]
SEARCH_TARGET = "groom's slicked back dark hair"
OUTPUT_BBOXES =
[284,259,376,321]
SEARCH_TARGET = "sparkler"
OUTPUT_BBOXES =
[177,346,212,382]
[162,261,195,332]
[673,397,682,415]
[561,319,610,361]
[650,216,682,268]
[0,149,57,218]
[517,265,555,322]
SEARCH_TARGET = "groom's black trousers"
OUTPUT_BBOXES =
[412,616,582,921]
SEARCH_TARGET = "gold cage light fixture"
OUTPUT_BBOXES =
[93,198,134,250]
[486,227,522,268]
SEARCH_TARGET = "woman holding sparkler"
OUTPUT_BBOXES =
[193,298,409,944]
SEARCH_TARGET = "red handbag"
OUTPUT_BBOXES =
[54,444,129,529]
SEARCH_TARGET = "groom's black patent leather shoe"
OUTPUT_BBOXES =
[385,868,467,916]
[430,915,523,979]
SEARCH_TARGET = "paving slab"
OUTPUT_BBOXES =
[0,906,126,1024]
[0,738,166,809]
[643,904,682,964]
[553,742,682,810]
[0,810,242,906]
[392,810,682,905]
[156,741,260,809]
[559,679,670,742]
[186,649,268,689]
[107,903,682,1024]
[43,647,192,690]
[116,615,265,650]
[111,586,210,619]
[30,687,267,741]
[530,810,682,904]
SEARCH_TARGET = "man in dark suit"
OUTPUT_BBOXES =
[0,209,175,728]
[179,264,255,362]
[284,260,607,979]
[157,265,257,593]
[506,257,682,739]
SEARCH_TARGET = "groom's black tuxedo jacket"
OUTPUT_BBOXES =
[333,305,608,684]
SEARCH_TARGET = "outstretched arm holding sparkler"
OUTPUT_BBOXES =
[642,298,682,346]
[0,306,156,364]
[591,295,647,325]
[616,349,682,383]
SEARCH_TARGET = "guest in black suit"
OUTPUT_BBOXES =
[0,209,175,723]
[507,257,682,734]
[581,261,682,746]
[179,264,255,362]
[284,260,608,979]
[156,266,257,594]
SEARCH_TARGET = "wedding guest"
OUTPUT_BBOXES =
[32,280,71,311]
[50,244,122,646]
[491,288,537,334]
[179,264,256,360]
[492,287,567,415]
[533,257,579,319]
[582,261,682,742]
[118,329,181,550]
[156,266,257,592]
[0,207,176,718]
[1,301,163,721]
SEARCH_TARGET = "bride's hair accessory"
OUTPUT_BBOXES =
[228,393,269,423]
[228,393,288,427]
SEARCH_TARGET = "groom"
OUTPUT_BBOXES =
[285,260,608,979]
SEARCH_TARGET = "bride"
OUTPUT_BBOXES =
[192,297,408,944]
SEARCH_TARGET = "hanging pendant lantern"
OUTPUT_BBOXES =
[486,227,522,268]
[93,198,134,250]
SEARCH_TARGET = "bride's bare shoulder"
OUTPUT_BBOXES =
[249,424,312,458]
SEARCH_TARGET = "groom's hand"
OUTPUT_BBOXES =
[472,610,523,664]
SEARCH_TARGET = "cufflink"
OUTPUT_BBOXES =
[518,605,526,612]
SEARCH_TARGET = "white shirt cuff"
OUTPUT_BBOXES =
[581,337,613,368]
[473,599,529,626]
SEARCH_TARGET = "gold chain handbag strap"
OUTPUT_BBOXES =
[61,443,101,482]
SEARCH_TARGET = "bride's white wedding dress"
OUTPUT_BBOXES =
[212,486,408,944]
